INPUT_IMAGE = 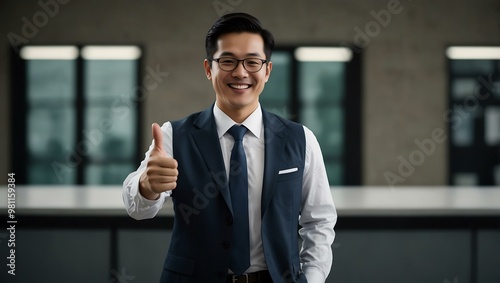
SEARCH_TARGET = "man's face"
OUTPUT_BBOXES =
[204,32,272,117]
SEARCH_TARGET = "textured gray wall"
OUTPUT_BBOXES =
[1,0,499,185]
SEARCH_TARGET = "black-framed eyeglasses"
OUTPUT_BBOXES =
[210,57,268,73]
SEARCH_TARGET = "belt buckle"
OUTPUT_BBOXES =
[232,274,249,283]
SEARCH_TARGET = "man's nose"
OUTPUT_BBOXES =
[232,61,248,78]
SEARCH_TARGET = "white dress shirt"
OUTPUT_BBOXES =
[123,103,337,283]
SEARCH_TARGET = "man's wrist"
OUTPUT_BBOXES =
[139,173,161,200]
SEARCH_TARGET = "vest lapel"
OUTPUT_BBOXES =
[191,106,233,214]
[261,110,288,216]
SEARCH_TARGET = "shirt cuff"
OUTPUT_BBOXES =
[137,189,164,204]
[304,267,326,283]
[124,172,168,220]
[128,170,169,201]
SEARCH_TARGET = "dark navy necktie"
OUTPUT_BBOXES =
[228,125,250,275]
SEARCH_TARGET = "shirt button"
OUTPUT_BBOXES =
[222,241,230,250]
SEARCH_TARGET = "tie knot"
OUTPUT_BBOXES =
[228,125,247,141]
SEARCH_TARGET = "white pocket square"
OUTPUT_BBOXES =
[278,167,298,175]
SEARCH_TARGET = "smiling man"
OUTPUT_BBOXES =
[123,13,337,283]
[205,32,271,123]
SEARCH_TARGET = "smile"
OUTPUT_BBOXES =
[228,84,251,89]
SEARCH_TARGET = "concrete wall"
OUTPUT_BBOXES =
[1,0,499,185]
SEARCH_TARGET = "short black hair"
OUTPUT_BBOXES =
[205,13,274,65]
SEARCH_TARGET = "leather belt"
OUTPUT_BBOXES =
[226,270,272,283]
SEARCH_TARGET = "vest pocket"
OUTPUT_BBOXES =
[163,253,195,276]
[276,166,301,182]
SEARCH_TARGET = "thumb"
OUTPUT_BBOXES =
[151,123,165,155]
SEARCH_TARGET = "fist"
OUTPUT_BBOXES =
[139,123,178,200]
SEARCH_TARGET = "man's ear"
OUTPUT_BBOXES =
[204,59,212,80]
[264,61,273,83]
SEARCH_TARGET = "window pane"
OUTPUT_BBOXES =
[452,112,475,146]
[450,60,494,76]
[85,163,135,185]
[27,108,75,159]
[19,47,141,185]
[84,60,137,102]
[28,162,76,184]
[84,59,138,184]
[299,61,345,104]
[301,105,343,158]
[492,76,500,100]
[451,78,477,100]
[494,78,500,100]
[485,107,500,146]
[453,173,478,186]
[27,60,76,103]
[448,50,500,186]
[26,59,76,184]
[84,107,136,160]
[299,61,345,185]
[325,161,343,186]
[475,74,500,100]
[260,52,292,116]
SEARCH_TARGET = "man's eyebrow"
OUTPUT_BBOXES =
[219,51,263,57]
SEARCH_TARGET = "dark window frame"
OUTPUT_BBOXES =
[447,46,500,186]
[10,44,144,185]
[263,45,362,185]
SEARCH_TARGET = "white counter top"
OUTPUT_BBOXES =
[1,186,499,216]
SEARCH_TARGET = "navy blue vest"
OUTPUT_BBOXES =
[160,105,307,283]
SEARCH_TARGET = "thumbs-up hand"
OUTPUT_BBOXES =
[139,123,178,200]
[150,122,168,157]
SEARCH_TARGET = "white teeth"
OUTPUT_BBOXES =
[229,84,250,89]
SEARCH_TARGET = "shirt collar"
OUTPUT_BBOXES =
[213,102,263,139]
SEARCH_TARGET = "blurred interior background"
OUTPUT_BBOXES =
[0,0,499,282]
